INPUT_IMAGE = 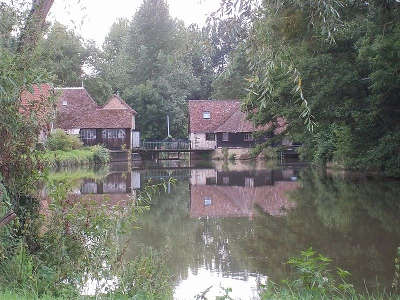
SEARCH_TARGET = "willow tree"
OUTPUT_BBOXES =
[215,0,400,176]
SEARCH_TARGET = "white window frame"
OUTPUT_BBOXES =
[81,129,96,140]
[205,133,215,141]
[204,197,212,206]
[62,100,68,106]
[203,111,211,119]
[244,133,254,142]
[222,132,229,142]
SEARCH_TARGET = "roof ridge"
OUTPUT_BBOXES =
[54,87,84,90]
[103,94,137,114]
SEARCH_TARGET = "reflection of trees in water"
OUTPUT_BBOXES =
[128,170,400,290]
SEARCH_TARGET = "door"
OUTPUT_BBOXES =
[132,131,140,148]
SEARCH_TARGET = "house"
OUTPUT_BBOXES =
[188,100,285,150]
[54,87,139,150]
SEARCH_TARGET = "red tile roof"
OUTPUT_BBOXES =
[188,100,283,134]
[55,88,135,130]
[215,110,270,133]
[103,95,137,114]
[188,100,240,133]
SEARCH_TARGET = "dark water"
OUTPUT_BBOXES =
[51,160,400,299]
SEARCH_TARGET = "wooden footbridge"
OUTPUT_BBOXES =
[133,141,212,160]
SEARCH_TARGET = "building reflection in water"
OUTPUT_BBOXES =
[190,168,299,218]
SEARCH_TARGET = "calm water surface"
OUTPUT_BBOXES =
[51,160,400,299]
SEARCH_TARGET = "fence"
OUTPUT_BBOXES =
[141,141,191,150]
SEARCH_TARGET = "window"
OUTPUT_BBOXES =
[203,111,210,119]
[244,133,254,142]
[205,133,215,141]
[204,197,212,206]
[222,176,229,185]
[245,177,255,187]
[222,133,229,142]
[206,177,216,185]
[62,100,68,106]
[80,129,96,140]
[102,129,126,139]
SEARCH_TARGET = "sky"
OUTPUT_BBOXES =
[48,0,221,46]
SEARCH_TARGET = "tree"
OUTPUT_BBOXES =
[215,0,400,176]
[36,22,88,86]
[87,0,207,138]
[0,0,54,223]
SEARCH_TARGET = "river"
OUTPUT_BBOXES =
[48,159,400,299]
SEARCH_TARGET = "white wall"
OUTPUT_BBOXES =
[190,133,216,150]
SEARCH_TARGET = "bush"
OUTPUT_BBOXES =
[263,146,278,160]
[46,129,83,151]
[92,145,110,164]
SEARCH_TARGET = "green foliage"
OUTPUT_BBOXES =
[43,146,110,168]
[222,148,229,161]
[46,129,83,151]
[0,173,173,299]
[214,0,400,176]
[259,248,400,300]
[36,22,89,87]
[393,247,400,292]
[86,0,216,139]
[112,249,172,299]
[212,45,250,99]
[228,153,236,161]
[262,146,278,160]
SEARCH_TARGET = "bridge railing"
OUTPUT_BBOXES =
[141,141,191,150]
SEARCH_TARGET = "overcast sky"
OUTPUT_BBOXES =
[48,0,221,46]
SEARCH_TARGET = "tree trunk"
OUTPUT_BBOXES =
[17,0,55,54]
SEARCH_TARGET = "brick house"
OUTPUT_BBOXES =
[188,100,285,150]
[55,87,139,150]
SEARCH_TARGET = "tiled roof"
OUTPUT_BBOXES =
[55,88,135,130]
[215,110,270,133]
[103,95,137,114]
[79,109,133,129]
[188,100,240,133]
[188,99,283,134]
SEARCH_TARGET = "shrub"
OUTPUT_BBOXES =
[263,146,278,160]
[46,129,83,151]
[229,153,236,161]
[91,145,110,164]
[222,148,229,161]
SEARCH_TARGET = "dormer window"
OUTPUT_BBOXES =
[62,100,68,106]
[203,111,210,119]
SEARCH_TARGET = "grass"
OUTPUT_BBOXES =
[43,146,110,168]
[48,167,109,184]
[259,288,400,300]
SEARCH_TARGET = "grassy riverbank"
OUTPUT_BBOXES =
[43,145,110,168]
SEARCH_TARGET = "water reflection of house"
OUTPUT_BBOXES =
[76,172,136,206]
[190,169,298,218]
